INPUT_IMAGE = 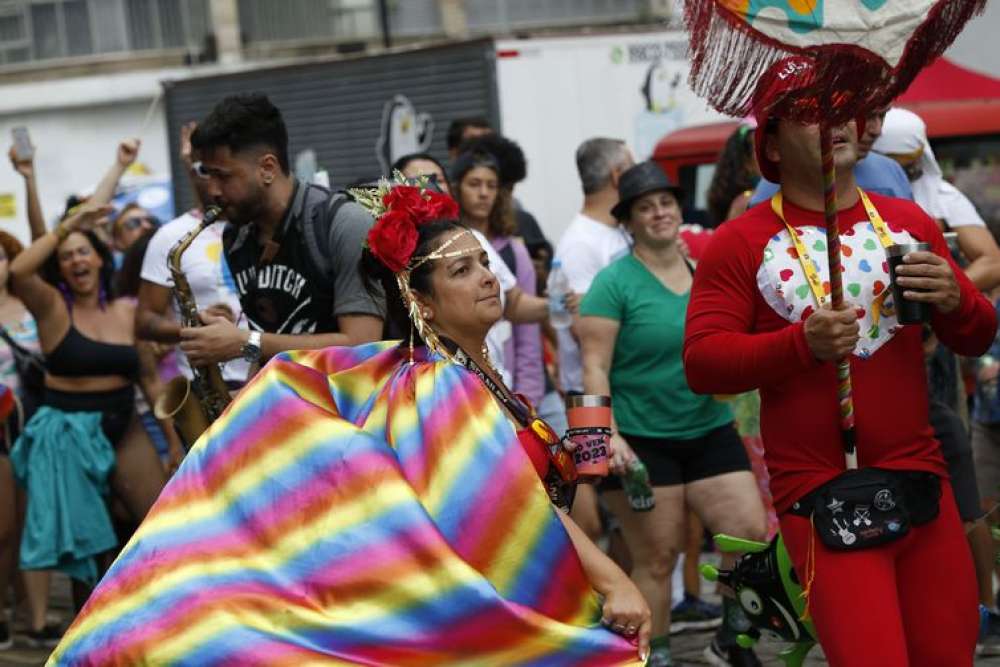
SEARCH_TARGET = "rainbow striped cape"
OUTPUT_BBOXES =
[51,342,641,666]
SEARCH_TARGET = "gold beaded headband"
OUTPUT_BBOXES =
[408,229,478,270]
[395,229,484,365]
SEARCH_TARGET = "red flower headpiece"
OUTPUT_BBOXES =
[365,185,459,273]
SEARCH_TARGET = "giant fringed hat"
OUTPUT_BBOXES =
[685,2,986,126]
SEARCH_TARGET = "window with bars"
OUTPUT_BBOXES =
[236,0,653,47]
[466,0,648,32]
[0,0,212,67]
[0,0,662,68]
[238,0,380,45]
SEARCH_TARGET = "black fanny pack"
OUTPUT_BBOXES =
[789,468,941,551]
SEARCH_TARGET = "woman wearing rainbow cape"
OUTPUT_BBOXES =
[49,182,650,666]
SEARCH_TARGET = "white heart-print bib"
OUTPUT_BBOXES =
[757,219,919,359]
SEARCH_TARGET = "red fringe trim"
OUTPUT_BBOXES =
[683,0,988,123]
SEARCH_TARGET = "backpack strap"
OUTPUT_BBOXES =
[298,186,352,284]
[0,325,35,360]
[0,326,20,353]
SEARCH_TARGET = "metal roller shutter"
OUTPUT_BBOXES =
[163,38,499,214]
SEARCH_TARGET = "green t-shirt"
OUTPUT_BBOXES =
[580,254,732,439]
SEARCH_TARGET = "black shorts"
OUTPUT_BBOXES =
[600,423,751,491]
[44,386,135,447]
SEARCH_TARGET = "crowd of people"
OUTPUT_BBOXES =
[0,68,997,666]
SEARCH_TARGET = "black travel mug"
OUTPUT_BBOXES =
[887,242,931,325]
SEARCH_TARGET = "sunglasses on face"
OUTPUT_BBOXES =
[120,216,157,232]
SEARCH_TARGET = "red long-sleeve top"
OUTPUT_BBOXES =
[684,193,997,512]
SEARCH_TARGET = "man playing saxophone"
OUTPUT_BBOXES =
[178,94,384,368]
[135,122,251,445]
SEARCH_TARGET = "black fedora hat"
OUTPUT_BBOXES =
[610,161,684,221]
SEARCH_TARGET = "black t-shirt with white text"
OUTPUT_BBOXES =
[223,181,382,335]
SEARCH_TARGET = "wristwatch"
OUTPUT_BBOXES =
[241,331,262,363]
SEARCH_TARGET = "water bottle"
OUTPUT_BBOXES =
[548,259,572,330]
[621,458,655,512]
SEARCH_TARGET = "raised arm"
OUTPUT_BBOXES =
[9,230,62,329]
[178,122,204,210]
[91,138,140,206]
[8,146,46,240]
[10,204,111,335]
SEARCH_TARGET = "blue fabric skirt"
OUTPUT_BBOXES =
[10,404,118,584]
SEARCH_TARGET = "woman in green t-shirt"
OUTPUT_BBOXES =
[578,161,767,667]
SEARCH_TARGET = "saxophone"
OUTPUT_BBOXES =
[153,205,232,447]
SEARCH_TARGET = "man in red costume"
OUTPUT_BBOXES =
[684,58,997,666]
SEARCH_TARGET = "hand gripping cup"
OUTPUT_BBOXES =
[565,395,611,478]
[887,242,932,325]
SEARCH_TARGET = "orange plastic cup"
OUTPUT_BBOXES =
[565,395,611,477]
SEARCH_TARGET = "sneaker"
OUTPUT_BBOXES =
[703,637,763,667]
[647,636,673,667]
[647,646,674,667]
[22,622,62,649]
[978,605,1000,656]
[0,621,11,651]
[670,594,723,634]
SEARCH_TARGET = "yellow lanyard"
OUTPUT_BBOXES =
[770,189,893,307]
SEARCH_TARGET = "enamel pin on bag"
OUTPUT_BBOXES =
[791,468,941,551]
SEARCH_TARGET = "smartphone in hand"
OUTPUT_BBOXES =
[11,126,32,160]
